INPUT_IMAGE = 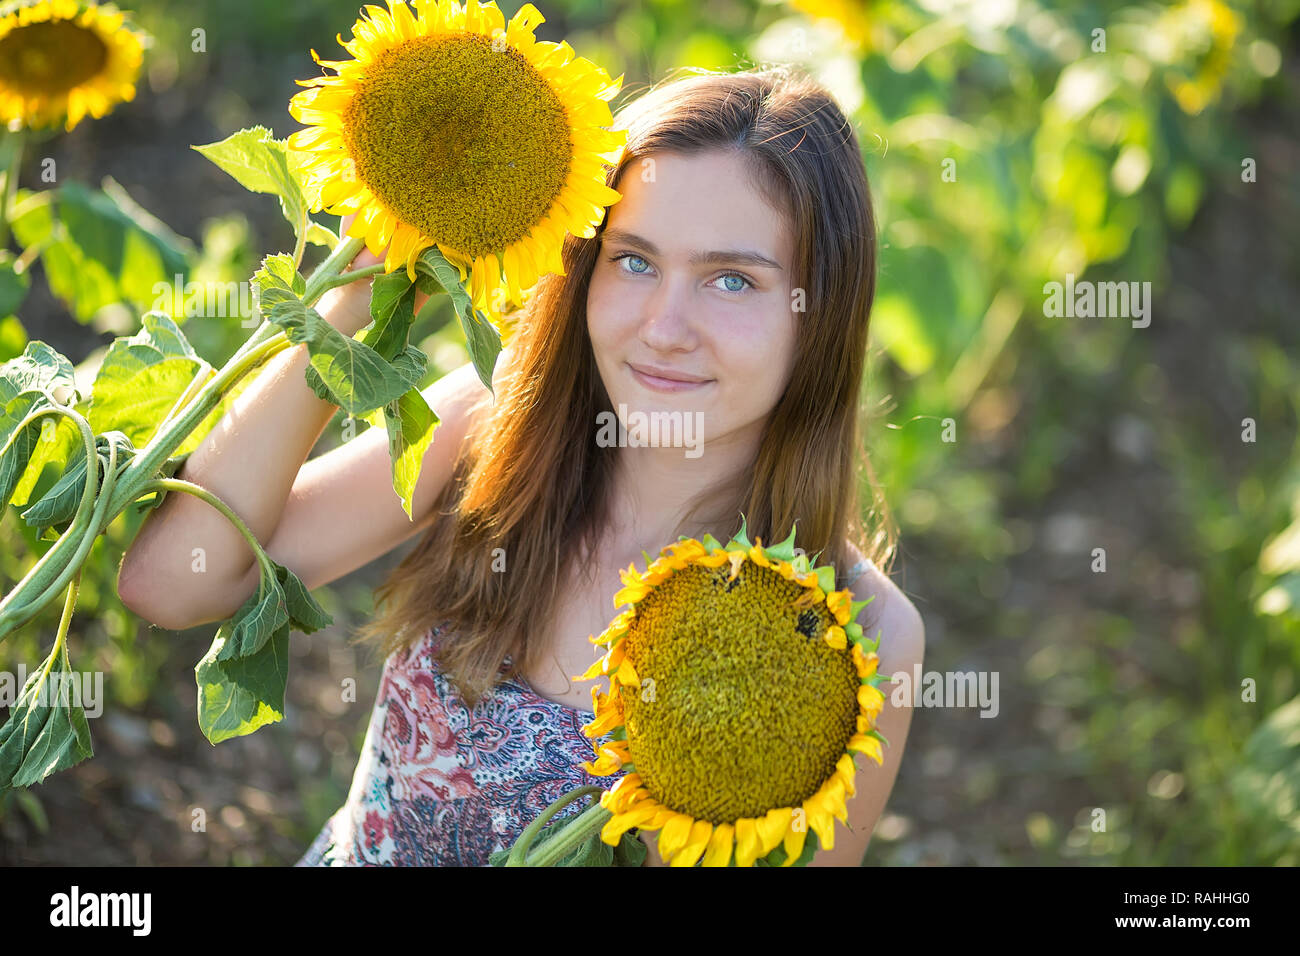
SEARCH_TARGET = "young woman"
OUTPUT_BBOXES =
[118,65,925,867]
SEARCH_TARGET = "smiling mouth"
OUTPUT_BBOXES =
[627,363,714,391]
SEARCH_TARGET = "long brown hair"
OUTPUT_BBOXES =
[354,64,898,706]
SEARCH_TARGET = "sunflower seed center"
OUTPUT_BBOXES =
[342,32,572,258]
[0,20,110,95]
[620,563,859,824]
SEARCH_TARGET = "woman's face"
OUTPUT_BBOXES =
[586,149,797,455]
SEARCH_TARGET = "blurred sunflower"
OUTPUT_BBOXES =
[577,521,891,867]
[287,0,627,326]
[0,0,146,132]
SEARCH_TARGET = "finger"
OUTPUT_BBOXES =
[338,213,383,269]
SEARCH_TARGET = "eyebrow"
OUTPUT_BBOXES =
[600,228,784,271]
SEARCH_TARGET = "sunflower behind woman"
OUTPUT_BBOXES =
[0,0,146,132]
[286,0,627,327]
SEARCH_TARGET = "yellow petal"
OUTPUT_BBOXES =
[756,807,793,855]
[734,818,762,867]
[656,812,694,863]
[701,822,734,867]
[671,820,713,867]
[781,818,808,866]
[600,802,658,845]
[848,733,884,765]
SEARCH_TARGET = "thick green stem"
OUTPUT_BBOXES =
[136,477,276,584]
[0,404,100,637]
[26,570,81,713]
[505,786,613,866]
[313,262,385,296]
[302,234,367,305]
[0,436,119,637]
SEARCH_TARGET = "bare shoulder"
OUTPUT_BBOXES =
[842,541,925,669]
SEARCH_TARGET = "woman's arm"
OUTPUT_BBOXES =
[810,564,925,866]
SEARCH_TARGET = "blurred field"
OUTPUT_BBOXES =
[1,0,1298,865]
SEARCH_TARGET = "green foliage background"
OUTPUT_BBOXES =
[1,0,1297,865]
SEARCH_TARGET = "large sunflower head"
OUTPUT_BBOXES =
[576,518,891,867]
[286,0,627,327]
[0,0,146,132]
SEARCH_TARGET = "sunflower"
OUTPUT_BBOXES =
[0,0,146,132]
[787,0,870,53]
[286,0,627,328]
[576,519,891,867]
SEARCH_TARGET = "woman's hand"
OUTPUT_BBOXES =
[315,213,432,335]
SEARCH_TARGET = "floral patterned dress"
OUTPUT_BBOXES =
[295,623,615,866]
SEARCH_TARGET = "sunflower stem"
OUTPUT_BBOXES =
[301,234,367,307]
[504,786,610,866]
[0,129,26,251]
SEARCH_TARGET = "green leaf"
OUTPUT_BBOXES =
[766,521,799,562]
[415,246,501,395]
[10,181,191,322]
[276,562,331,634]
[610,829,648,866]
[0,315,28,363]
[252,253,305,319]
[0,342,77,511]
[214,571,291,663]
[88,313,205,450]
[192,126,312,247]
[0,651,95,794]
[195,625,290,745]
[0,251,30,316]
[757,829,819,867]
[268,298,416,415]
[360,273,416,361]
[19,431,135,531]
[213,556,333,663]
[379,386,440,519]
[305,222,337,250]
[0,340,77,402]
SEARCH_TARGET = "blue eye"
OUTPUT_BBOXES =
[611,253,651,275]
[607,252,754,294]
[715,273,751,294]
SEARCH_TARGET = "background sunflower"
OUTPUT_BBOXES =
[0,0,146,132]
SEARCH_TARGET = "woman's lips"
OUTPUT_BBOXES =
[627,363,714,393]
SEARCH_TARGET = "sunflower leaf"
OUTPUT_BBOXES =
[192,127,312,250]
[305,222,338,250]
[377,386,440,520]
[253,254,305,319]
[277,562,332,634]
[0,649,95,795]
[20,430,135,532]
[267,298,415,415]
[0,342,78,511]
[88,313,206,452]
[9,181,192,323]
[361,274,416,362]
[414,247,501,395]
[195,623,291,745]
[0,251,30,316]
[611,830,648,866]
[214,569,291,663]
